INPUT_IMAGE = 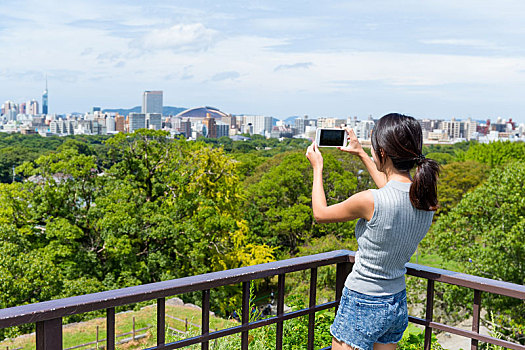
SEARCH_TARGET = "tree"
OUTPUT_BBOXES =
[245,150,359,253]
[1,131,275,321]
[430,161,525,322]
[435,160,490,215]
[456,141,525,167]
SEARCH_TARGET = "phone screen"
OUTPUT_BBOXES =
[319,129,345,146]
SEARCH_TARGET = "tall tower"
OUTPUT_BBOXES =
[42,76,48,115]
[142,91,163,115]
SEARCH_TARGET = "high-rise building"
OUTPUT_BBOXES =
[2,100,16,115]
[203,113,217,138]
[442,118,461,139]
[180,118,191,138]
[461,118,478,140]
[241,115,273,136]
[42,77,48,115]
[142,91,163,115]
[19,102,26,115]
[129,113,146,132]
[215,122,229,138]
[146,113,162,130]
[106,116,116,133]
[115,115,126,133]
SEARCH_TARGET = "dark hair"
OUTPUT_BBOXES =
[371,113,440,211]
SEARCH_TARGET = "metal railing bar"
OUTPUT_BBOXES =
[424,279,435,350]
[0,250,351,328]
[308,267,317,350]
[157,297,165,347]
[408,316,525,350]
[406,263,525,299]
[335,262,352,302]
[472,289,481,350]
[2,250,525,350]
[106,307,115,350]
[201,289,210,350]
[146,301,338,350]
[429,321,525,350]
[276,273,285,350]
[241,282,250,350]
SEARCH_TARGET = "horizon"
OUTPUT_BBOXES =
[2,1,525,122]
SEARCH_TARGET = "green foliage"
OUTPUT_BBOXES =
[426,152,454,165]
[0,130,276,332]
[245,150,359,253]
[456,141,525,167]
[397,331,444,350]
[430,161,525,321]
[435,160,490,215]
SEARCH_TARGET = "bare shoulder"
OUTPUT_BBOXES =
[348,190,374,221]
[351,189,374,203]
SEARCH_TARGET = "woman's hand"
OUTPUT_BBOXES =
[306,142,323,170]
[338,127,365,156]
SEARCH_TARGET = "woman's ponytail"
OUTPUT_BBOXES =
[410,156,440,211]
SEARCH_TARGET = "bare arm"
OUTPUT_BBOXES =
[339,127,387,188]
[306,143,374,223]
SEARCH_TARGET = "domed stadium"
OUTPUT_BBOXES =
[175,106,229,119]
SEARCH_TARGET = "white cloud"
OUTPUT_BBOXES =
[274,62,313,72]
[211,71,241,81]
[133,23,218,52]
[420,39,504,50]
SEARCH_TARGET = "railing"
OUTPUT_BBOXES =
[0,250,523,350]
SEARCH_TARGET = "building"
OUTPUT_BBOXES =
[203,113,217,138]
[2,100,16,115]
[294,115,317,135]
[180,118,192,138]
[106,116,116,133]
[241,115,273,136]
[129,113,146,132]
[115,115,126,133]
[146,113,162,130]
[355,119,375,140]
[271,125,293,138]
[42,79,48,115]
[142,91,163,115]
[175,106,229,120]
[317,117,346,129]
[461,118,478,140]
[215,121,229,138]
[442,118,461,139]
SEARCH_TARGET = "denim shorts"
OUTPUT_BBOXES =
[330,287,408,350]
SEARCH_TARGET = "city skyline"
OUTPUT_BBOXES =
[2,1,525,122]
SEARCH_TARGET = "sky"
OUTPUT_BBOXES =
[2,0,525,123]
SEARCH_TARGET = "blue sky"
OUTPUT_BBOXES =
[1,0,525,123]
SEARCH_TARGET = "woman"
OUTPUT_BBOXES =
[305,113,439,350]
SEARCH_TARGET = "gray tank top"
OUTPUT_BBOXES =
[345,180,434,296]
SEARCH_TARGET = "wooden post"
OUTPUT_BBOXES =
[36,318,63,350]
[96,326,99,350]
[132,317,136,341]
[185,318,188,332]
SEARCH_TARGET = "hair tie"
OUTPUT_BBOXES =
[415,154,426,165]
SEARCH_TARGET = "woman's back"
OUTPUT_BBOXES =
[345,180,434,296]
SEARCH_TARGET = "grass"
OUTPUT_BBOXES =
[410,250,464,272]
[0,301,237,350]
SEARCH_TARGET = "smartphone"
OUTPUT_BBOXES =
[315,128,348,147]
